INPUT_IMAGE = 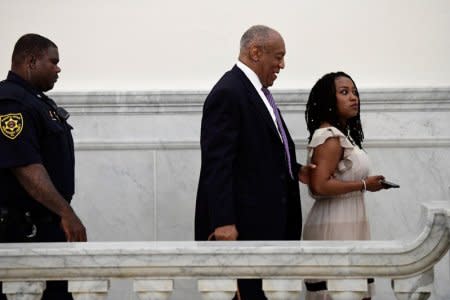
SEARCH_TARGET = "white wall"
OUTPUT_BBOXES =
[59,89,450,300]
[1,0,450,91]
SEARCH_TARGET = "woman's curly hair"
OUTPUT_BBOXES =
[305,71,364,148]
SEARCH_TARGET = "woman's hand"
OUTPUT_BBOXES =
[364,175,385,192]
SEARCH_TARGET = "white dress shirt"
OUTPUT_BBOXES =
[236,61,280,135]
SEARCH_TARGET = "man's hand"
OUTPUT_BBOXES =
[213,224,238,241]
[298,163,317,184]
[60,208,87,242]
[12,164,87,242]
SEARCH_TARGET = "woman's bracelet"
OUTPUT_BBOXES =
[361,179,367,192]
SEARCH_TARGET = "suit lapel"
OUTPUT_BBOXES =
[231,66,282,141]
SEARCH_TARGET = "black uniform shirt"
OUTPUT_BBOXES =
[0,71,75,215]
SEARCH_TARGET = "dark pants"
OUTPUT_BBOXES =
[232,279,267,300]
[0,216,73,300]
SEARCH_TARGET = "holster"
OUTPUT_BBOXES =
[0,206,38,243]
[0,207,8,242]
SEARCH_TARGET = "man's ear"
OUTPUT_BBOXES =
[26,55,36,69]
[249,45,262,62]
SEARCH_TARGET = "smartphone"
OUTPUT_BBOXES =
[380,179,400,189]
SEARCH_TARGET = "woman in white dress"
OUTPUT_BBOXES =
[303,72,386,300]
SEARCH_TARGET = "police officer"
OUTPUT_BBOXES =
[0,34,87,300]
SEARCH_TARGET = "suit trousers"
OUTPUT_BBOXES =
[232,279,268,300]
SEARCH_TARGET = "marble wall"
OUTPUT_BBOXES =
[51,88,450,300]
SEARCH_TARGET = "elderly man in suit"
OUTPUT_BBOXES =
[195,25,310,299]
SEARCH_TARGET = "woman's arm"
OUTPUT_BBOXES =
[309,137,384,196]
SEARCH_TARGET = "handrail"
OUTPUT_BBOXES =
[0,202,448,281]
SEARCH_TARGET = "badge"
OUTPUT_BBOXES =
[0,113,24,140]
[49,110,58,121]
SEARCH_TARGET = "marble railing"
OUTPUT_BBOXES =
[0,202,449,300]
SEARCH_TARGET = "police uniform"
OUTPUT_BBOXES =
[0,71,75,300]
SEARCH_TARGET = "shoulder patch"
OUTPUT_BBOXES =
[0,113,24,140]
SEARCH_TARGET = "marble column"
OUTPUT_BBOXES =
[197,279,237,300]
[326,279,368,300]
[133,279,173,300]
[68,280,109,300]
[392,270,433,300]
[2,281,45,300]
[262,279,302,300]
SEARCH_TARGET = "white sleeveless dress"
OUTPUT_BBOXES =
[303,126,373,299]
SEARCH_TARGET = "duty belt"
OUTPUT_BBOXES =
[0,207,58,239]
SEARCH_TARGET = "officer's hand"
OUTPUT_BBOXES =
[298,163,317,184]
[213,224,238,241]
[60,209,87,242]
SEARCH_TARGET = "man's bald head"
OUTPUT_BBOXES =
[12,33,57,68]
[238,25,286,87]
[239,25,280,54]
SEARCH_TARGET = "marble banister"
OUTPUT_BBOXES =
[0,201,448,299]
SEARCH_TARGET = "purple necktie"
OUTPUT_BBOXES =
[261,87,294,179]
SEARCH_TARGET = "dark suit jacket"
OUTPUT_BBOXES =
[195,65,302,241]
